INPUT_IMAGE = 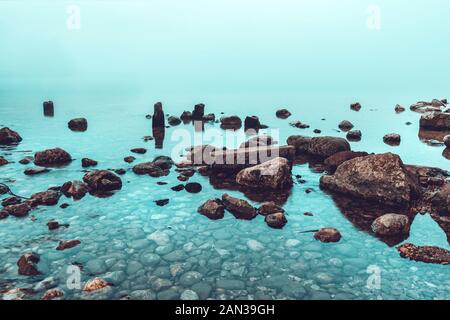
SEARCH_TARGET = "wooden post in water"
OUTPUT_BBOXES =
[43,101,54,117]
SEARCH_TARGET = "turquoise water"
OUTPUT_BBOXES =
[1,1,449,300]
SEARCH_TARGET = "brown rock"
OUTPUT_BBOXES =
[0,210,8,219]
[420,111,450,131]
[350,102,361,111]
[192,103,205,121]
[0,156,8,166]
[286,135,312,154]
[222,194,257,220]
[290,121,310,129]
[276,109,291,119]
[124,156,136,163]
[81,158,98,168]
[314,228,341,243]
[220,115,242,130]
[236,157,293,190]
[346,130,362,142]
[56,240,81,251]
[0,127,22,145]
[244,116,261,132]
[47,221,60,230]
[257,201,284,215]
[17,252,40,276]
[395,104,405,113]
[5,203,31,217]
[198,199,225,220]
[2,196,21,207]
[83,170,122,193]
[308,136,351,158]
[24,167,50,175]
[265,212,287,229]
[320,153,419,207]
[432,181,450,216]
[185,182,202,193]
[83,278,109,292]
[398,243,450,265]
[34,148,72,167]
[168,116,181,126]
[132,162,169,177]
[180,111,192,122]
[31,190,61,206]
[61,181,89,200]
[324,151,369,174]
[68,118,88,132]
[371,214,410,236]
[41,289,64,300]
[383,133,401,146]
[338,120,354,132]
[240,135,277,149]
[130,148,147,154]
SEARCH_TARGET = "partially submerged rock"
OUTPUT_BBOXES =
[383,133,401,146]
[320,153,419,207]
[81,158,98,168]
[240,135,277,149]
[192,103,205,121]
[350,102,361,111]
[0,156,8,166]
[290,121,310,129]
[244,116,260,132]
[152,156,174,170]
[286,135,311,153]
[168,116,181,126]
[56,240,81,251]
[395,104,406,113]
[83,170,122,193]
[185,182,202,193]
[444,135,450,148]
[276,109,291,119]
[420,112,450,131]
[61,181,89,200]
[41,289,64,300]
[4,203,31,217]
[31,190,61,206]
[34,148,72,167]
[68,118,88,132]
[17,252,40,276]
[398,243,450,265]
[323,151,369,174]
[130,148,147,154]
[371,213,410,237]
[308,136,351,158]
[24,167,50,176]
[124,156,136,163]
[83,278,109,292]
[338,120,354,132]
[220,115,242,130]
[431,182,450,216]
[257,201,284,215]
[346,130,362,142]
[198,199,225,220]
[132,162,169,177]
[0,127,22,145]
[314,228,341,243]
[236,157,293,190]
[221,194,257,220]
[265,212,287,229]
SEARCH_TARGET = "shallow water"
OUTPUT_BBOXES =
[1,1,449,300]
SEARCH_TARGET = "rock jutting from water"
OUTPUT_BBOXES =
[68,118,88,132]
[152,102,165,128]
[30,190,61,206]
[220,115,242,130]
[350,102,361,111]
[371,213,410,237]
[43,101,54,117]
[257,201,284,215]
[346,130,362,142]
[17,252,41,276]
[314,228,342,243]
[198,199,225,220]
[419,111,450,131]
[276,109,291,119]
[0,127,22,145]
[397,243,450,265]
[83,170,122,194]
[34,148,72,167]
[265,212,287,229]
[61,180,89,200]
[383,133,401,146]
[338,120,354,132]
[56,240,81,251]
[323,151,369,174]
[81,158,98,168]
[221,193,257,220]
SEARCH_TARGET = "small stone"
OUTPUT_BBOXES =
[314,228,341,243]
[350,102,361,111]
[257,201,284,216]
[383,133,401,146]
[131,148,147,154]
[265,212,287,229]
[276,109,291,119]
[5,202,31,217]
[56,240,81,251]
[68,118,88,131]
[124,156,136,163]
[395,104,406,113]
[17,252,40,276]
[155,199,169,206]
[0,127,22,145]
[346,130,362,142]
[179,271,203,286]
[338,120,354,132]
[185,182,202,193]
[222,194,257,220]
[171,184,185,192]
[81,158,98,168]
[47,221,60,230]
[24,166,50,176]
[371,214,410,237]
[41,289,64,300]
[168,116,181,126]
[180,290,199,300]
[83,278,109,292]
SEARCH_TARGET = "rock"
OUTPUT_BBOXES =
[83,170,122,193]
[220,115,242,130]
[171,184,185,192]
[395,104,405,113]
[346,130,362,142]
[124,156,136,163]
[133,162,169,177]
[155,199,169,206]
[41,289,64,300]
[371,214,410,237]
[2,196,21,206]
[432,182,450,216]
[5,203,31,217]
[0,184,9,195]
[180,111,192,122]
[83,278,109,292]
[236,157,293,190]
[192,103,205,121]
[383,133,401,146]
[398,243,450,265]
[350,102,361,111]
[34,148,72,167]
[286,135,312,153]
[168,116,181,126]
[115,168,126,175]
[24,166,50,176]
[444,135,450,148]
[31,190,61,206]
[68,118,88,132]
[276,109,291,119]
[152,102,165,128]
[47,221,61,230]
[313,129,321,134]
[308,136,351,158]
[43,101,54,117]
[222,194,257,220]
[61,181,89,200]
[265,212,287,229]
[179,271,203,286]
[244,116,260,131]
[0,127,22,145]
[143,135,154,142]
[17,252,40,276]
[289,121,310,129]
[56,240,81,251]
[338,120,354,132]
[257,201,284,215]
[152,156,174,170]
[180,290,199,300]
[320,153,419,206]
[420,112,450,130]
[198,199,224,220]
[81,158,98,167]
[203,113,215,122]
[130,148,147,154]
[0,210,8,219]
[0,156,9,166]
[185,182,202,193]
[240,135,277,149]
[324,151,369,174]
[60,203,69,209]
[19,158,31,165]
[314,228,342,243]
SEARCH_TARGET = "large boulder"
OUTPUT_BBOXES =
[0,127,22,145]
[286,135,312,154]
[83,170,122,193]
[68,118,88,132]
[197,199,225,220]
[221,194,257,220]
[31,190,61,206]
[61,181,89,200]
[152,156,174,170]
[420,112,450,130]
[4,203,31,217]
[371,214,410,236]
[236,157,293,190]
[17,252,40,276]
[398,243,450,265]
[240,135,277,149]
[432,182,450,216]
[132,162,169,177]
[324,151,369,174]
[308,137,351,158]
[24,167,50,176]
[320,153,419,207]
[34,148,72,167]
